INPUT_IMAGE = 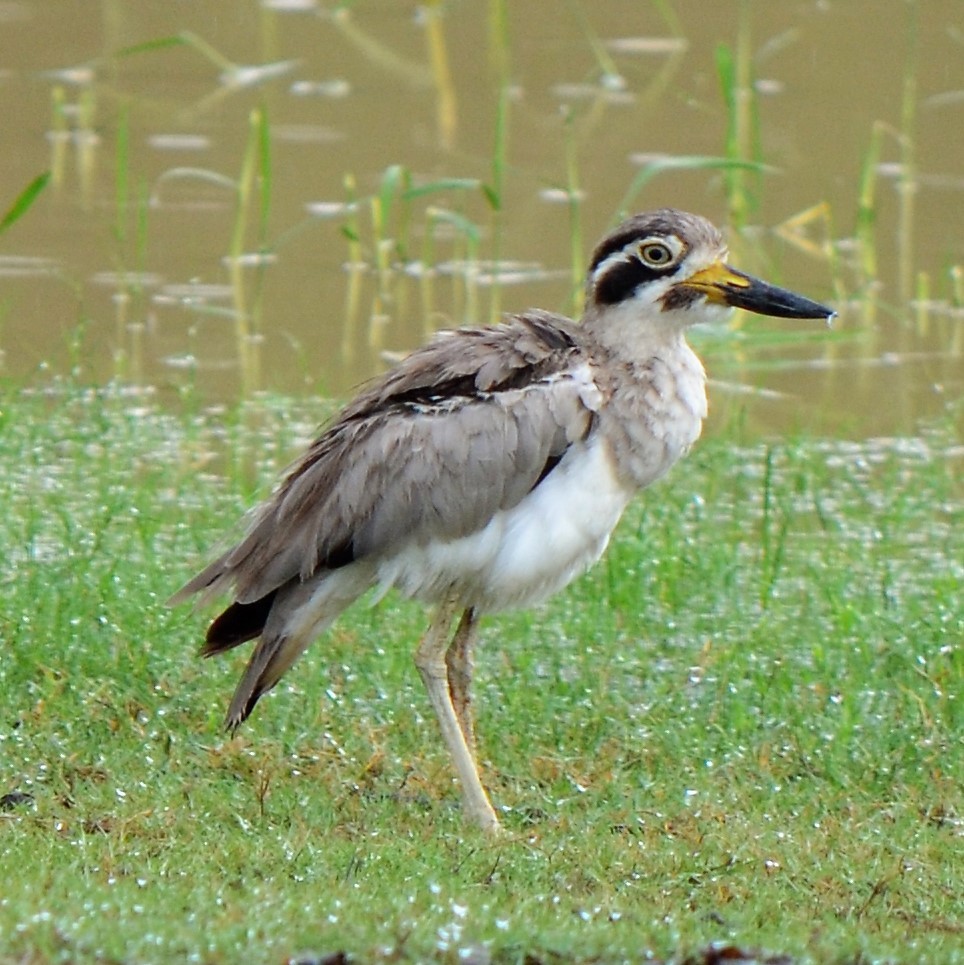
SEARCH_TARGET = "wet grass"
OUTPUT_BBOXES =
[0,384,960,964]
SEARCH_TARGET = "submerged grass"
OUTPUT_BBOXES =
[0,384,960,963]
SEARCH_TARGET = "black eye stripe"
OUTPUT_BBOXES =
[591,237,686,305]
[586,210,730,306]
[593,258,663,306]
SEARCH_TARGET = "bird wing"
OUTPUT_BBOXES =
[172,311,606,606]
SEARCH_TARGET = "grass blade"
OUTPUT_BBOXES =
[0,171,51,236]
[615,156,768,223]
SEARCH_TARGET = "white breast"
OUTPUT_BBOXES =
[374,437,633,612]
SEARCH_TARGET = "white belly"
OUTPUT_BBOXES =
[374,438,633,612]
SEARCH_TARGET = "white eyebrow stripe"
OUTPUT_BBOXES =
[588,246,639,288]
[588,233,686,290]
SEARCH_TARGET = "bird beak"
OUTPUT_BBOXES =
[679,262,835,321]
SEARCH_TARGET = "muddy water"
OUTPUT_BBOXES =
[1,1,961,436]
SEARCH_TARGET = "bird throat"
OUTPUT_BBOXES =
[595,339,708,490]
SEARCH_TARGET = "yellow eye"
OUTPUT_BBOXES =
[638,241,674,267]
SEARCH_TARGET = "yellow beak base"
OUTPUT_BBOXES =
[679,262,834,320]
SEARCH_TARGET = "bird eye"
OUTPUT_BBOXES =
[638,241,674,267]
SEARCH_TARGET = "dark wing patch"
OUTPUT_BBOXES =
[202,589,279,655]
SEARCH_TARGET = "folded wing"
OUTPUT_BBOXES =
[172,311,603,632]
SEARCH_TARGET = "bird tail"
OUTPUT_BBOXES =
[222,563,374,729]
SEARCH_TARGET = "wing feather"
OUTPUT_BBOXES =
[172,312,604,606]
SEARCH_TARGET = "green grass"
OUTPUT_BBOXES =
[7,8,959,961]
[0,384,960,964]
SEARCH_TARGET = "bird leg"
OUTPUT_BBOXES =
[445,607,480,760]
[414,601,500,833]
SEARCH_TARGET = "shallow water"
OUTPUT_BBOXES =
[1,0,961,436]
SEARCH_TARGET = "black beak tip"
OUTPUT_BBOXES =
[729,274,836,323]
[782,297,836,322]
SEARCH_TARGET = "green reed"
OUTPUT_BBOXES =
[0,171,50,237]
[561,107,585,310]
[564,0,624,91]
[226,104,273,392]
[421,0,457,152]
[111,104,133,381]
[715,8,762,231]
[896,0,920,306]
[855,122,885,287]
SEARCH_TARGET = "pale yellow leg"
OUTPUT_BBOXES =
[414,601,500,833]
[445,607,479,759]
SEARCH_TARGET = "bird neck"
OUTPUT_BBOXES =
[580,298,693,362]
[579,300,708,491]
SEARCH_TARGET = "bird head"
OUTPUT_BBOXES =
[584,209,835,336]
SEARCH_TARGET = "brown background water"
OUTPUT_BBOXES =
[1,0,961,436]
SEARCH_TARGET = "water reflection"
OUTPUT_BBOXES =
[0,0,960,435]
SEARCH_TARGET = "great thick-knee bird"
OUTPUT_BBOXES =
[171,208,834,833]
